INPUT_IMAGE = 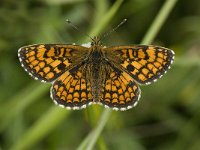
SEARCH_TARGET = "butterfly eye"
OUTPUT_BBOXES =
[91,42,94,46]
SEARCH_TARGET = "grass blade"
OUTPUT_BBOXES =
[141,0,178,44]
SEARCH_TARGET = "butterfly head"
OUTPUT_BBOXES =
[91,36,103,47]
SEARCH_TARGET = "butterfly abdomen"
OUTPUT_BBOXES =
[85,48,107,102]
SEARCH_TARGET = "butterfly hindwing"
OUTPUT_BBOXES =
[100,64,141,110]
[51,64,93,109]
[18,44,89,82]
[104,45,175,85]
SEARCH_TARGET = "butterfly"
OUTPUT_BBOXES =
[18,36,175,111]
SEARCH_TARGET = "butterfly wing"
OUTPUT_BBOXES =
[100,63,141,111]
[51,59,141,110]
[104,45,175,85]
[18,44,89,82]
[51,64,93,109]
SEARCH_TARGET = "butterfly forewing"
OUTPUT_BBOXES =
[104,45,175,85]
[18,44,89,82]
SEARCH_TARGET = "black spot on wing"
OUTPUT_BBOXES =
[127,64,134,72]
[57,63,66,70]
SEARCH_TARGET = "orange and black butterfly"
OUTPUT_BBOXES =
[18,22,175,111]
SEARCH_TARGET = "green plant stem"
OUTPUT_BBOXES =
[90,0,108,30]
[141,0,178,44]
[85,109,111,150]
[77,109,111,150]
[77,130,94,150]
[77,0,178,149]
[88,0,124,37]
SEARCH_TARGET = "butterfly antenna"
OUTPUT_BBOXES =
[66,19,93,41]
[100,18,127,40]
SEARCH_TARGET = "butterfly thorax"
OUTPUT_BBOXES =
[88,36,105,65]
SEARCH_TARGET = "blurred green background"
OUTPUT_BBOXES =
[1,0,200,150]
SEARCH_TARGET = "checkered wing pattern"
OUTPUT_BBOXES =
[100,64,141,110]
[104,45,175,85]
[18,44,89,82]
[51,65,93,109]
